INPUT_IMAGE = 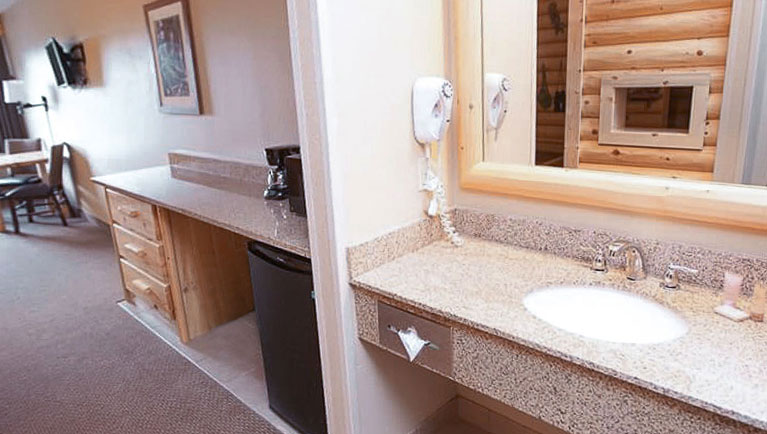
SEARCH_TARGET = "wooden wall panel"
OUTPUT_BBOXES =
[583,37,728,71]
[536,0,569,166]
[579,140,716,172]
[575,0,733,179]
[585,8,731,47]
[585,0,731,22]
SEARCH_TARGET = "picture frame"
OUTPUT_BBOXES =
[143,0,201,115]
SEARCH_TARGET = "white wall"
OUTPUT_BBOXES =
[2,0,298,220]
[314,0,458,432]
[319,1,452,247]
[482,0,536,164]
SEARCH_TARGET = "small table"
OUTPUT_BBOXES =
[0,151,49,232]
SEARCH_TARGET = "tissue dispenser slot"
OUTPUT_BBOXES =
[377,301,453,377]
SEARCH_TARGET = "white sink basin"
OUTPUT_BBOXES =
[523,286,688,344]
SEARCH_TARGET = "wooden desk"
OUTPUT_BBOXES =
[0,151,49,232]
[92,159,310,343]
[104,188,254,342]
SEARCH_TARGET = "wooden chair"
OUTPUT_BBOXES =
[0,138,43,190]
[1,144,71,233]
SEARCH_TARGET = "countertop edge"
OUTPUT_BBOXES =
[349,280,767,431]
[92,175,311,259]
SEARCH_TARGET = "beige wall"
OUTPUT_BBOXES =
[321,1,452,247]
[482,0,536,164]
[2,0,298,220]
[316,0,458,432]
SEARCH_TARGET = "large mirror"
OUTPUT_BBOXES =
[479,0,766,187]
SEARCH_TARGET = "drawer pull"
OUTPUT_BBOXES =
[130,278,152,294]
[123,243,146,257]
[117,206,140,218]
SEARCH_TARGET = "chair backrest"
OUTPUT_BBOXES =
[5,138,42,175]
[47,144,65,189]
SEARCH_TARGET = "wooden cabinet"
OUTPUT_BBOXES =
[120,259,173,315]
[105,189,254,343]
[113,224,168,280]
[107,189,160,240]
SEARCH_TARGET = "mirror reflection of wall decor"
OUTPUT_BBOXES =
[473,0,766,185]
[598,73,710,150]
[144,0,201,115]
[454,1,767,230]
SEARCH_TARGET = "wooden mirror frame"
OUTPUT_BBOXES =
[453,0,767,231]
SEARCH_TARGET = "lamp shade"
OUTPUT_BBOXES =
[2,80,27,104]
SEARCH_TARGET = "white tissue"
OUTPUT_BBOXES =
[397,327,430,361]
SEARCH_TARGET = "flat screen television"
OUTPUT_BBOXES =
[45,38,77,87]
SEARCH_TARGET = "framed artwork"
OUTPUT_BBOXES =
[143,0,201,114]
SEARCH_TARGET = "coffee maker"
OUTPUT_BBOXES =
[263,145,300,200]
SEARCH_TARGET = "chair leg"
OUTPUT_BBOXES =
[9,199,19,234]
[60,191,75,218]
[52,195,67,227]
[26,201,34,222]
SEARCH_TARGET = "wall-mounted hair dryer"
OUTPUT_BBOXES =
[412,77,463,247]
[485,73,511,131]
[413,77,453,145]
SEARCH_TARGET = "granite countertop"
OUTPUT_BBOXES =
[92,165,310,257]
[351,237,767,430]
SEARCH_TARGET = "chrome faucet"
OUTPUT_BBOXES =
[606,240,646,281]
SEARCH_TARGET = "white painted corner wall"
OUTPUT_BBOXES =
[293,0,459,433]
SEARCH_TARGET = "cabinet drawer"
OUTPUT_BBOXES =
[113,224,167,281]
[120,259,173,317]
[107,190,160,241]
[377,301,453,377]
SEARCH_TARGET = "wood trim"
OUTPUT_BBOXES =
[285,0,359,432]
[564,0,586,168]
[597,73,710,150]
[461,162,767,231]
[578,163,714,181]
[714,0,763,182]
[156,207,190,343]
[455,0,485,179]
[454,0,767,232]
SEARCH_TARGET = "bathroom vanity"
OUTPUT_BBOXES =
[349,212,767,434]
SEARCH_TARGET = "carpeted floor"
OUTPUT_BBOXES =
[0,214,280,434]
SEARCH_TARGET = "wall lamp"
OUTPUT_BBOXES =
[2,80,49,115]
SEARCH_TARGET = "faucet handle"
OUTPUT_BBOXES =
[581,246,607,273]
[663,264,699,290]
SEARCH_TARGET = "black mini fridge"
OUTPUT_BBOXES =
[247,241,328,434]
